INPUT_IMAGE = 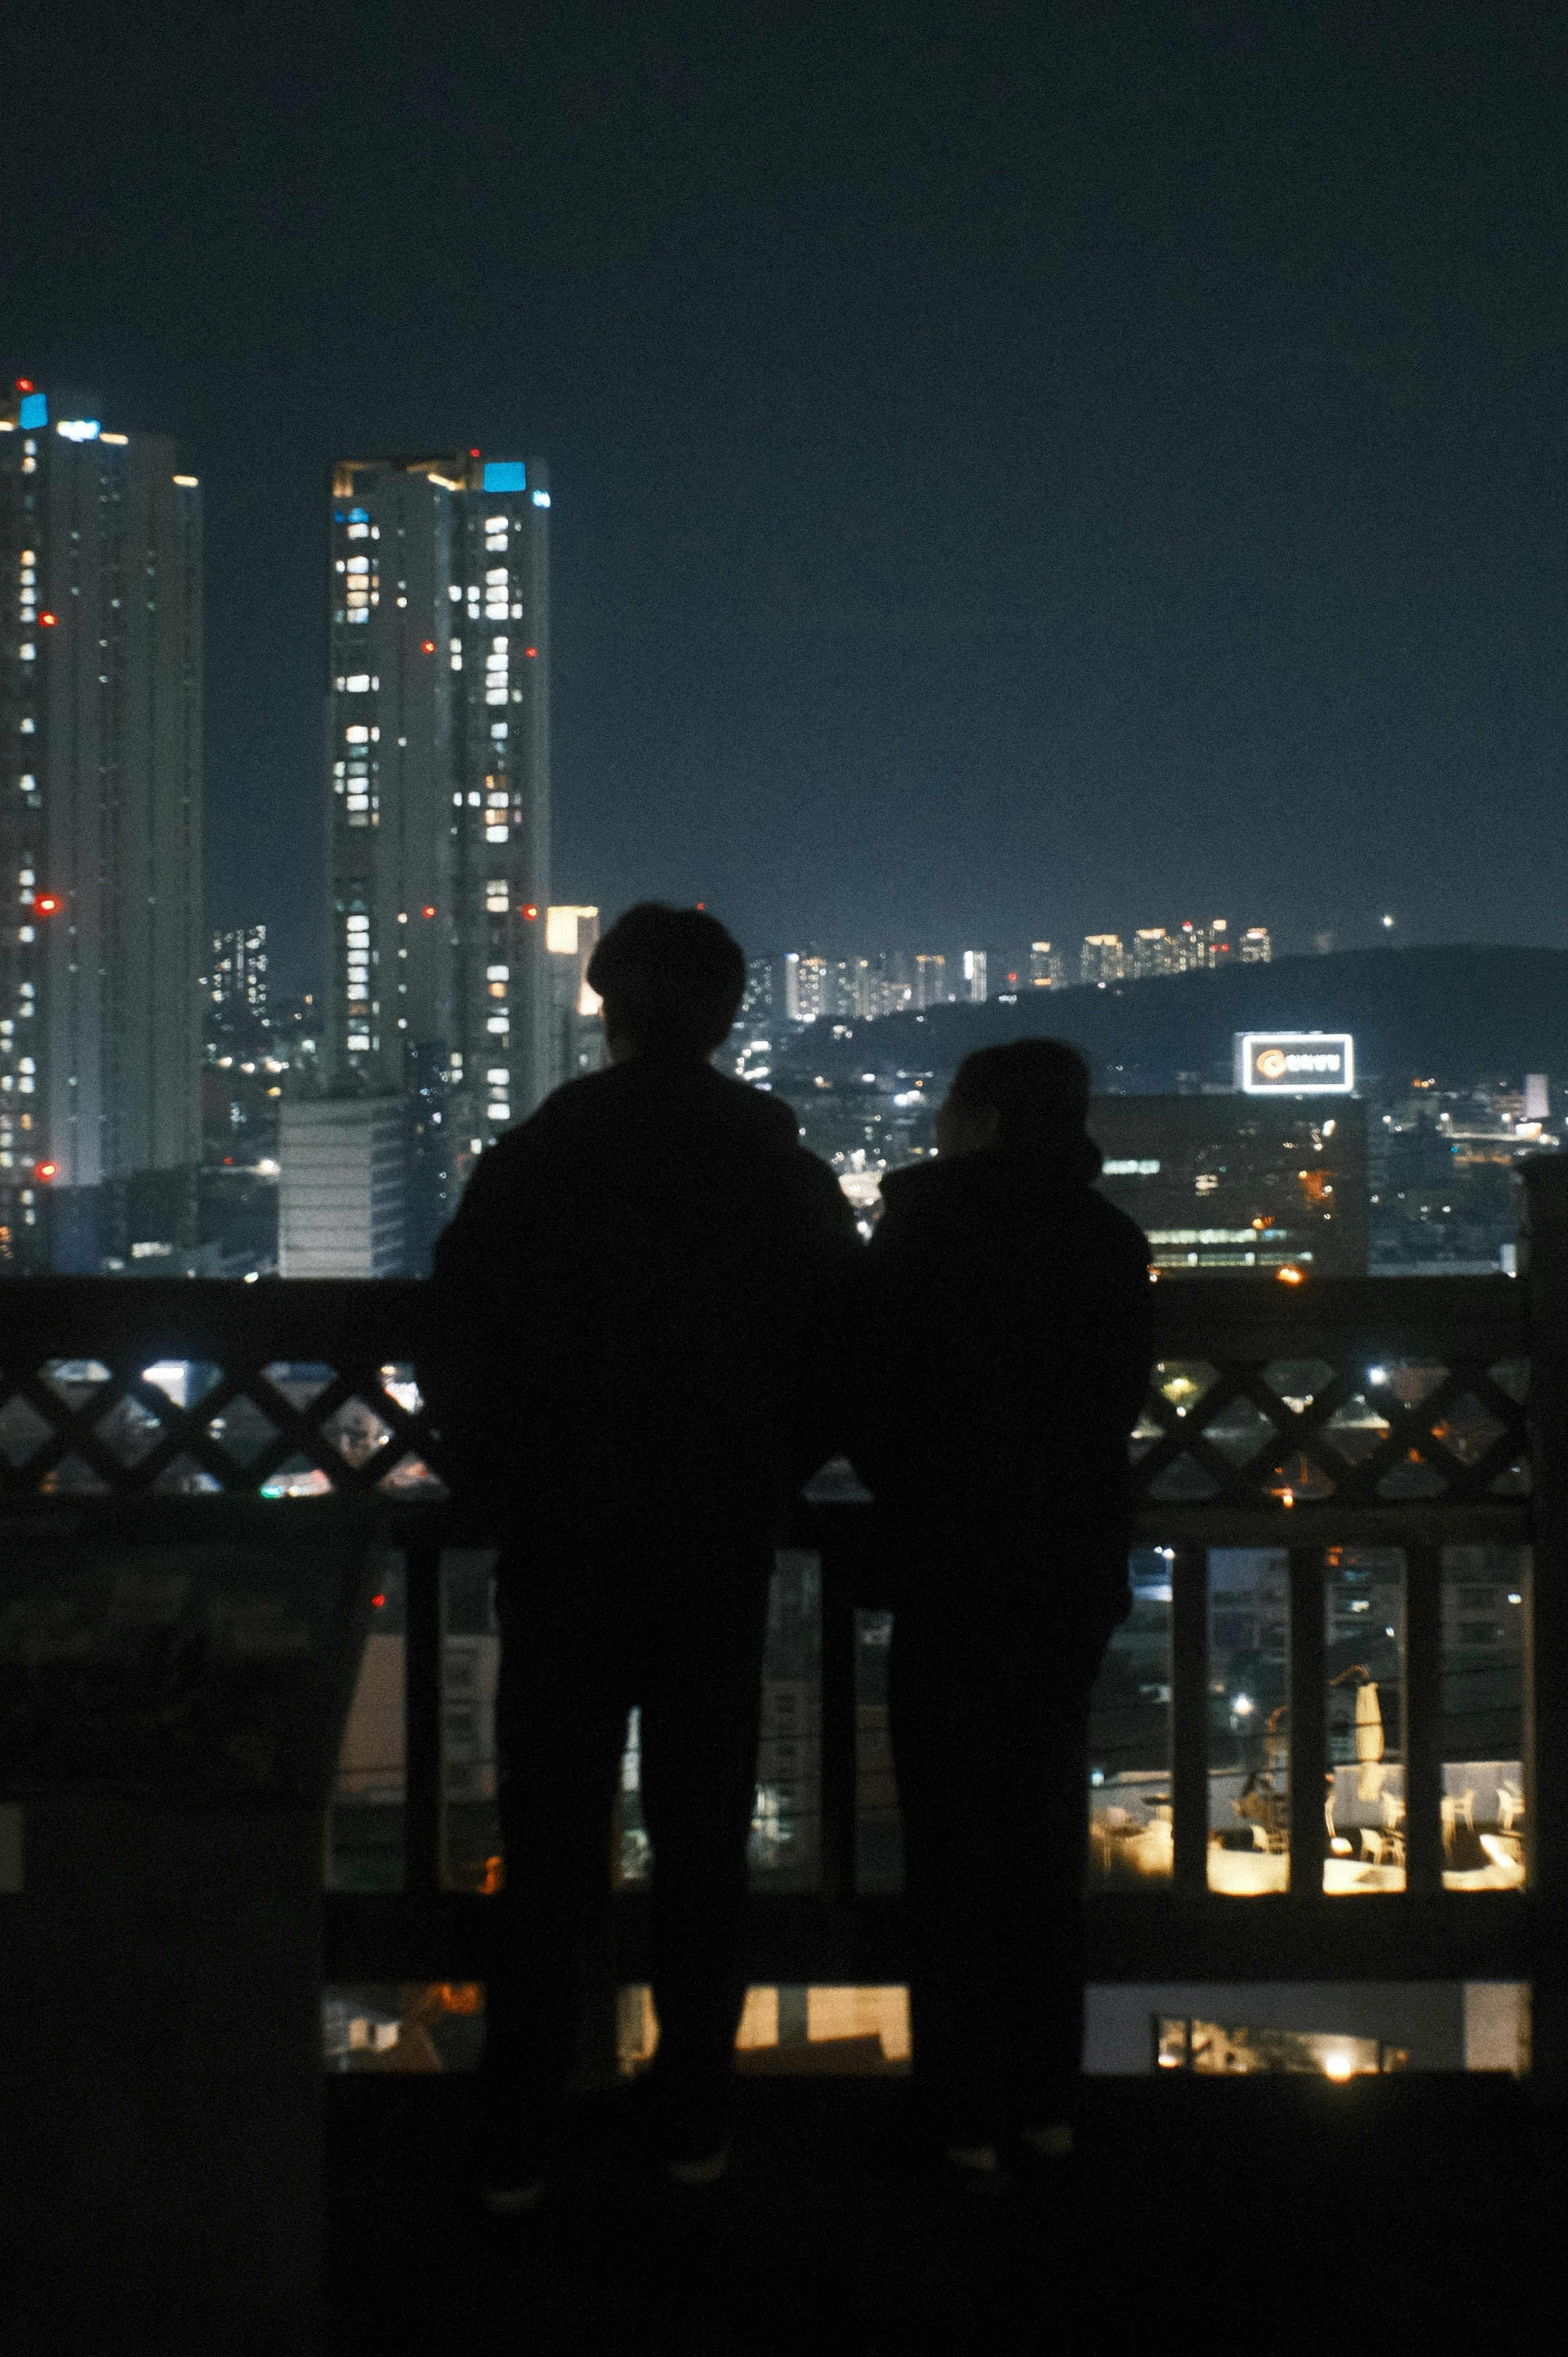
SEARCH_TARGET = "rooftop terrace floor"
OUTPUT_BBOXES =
[327,2071,1564,2355]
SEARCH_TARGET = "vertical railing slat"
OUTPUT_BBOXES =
[1402,1543,1445,1899]
[1170,1542,1210,1895]
[403,1539,444,1904]
[1522,1158,1568,2098]
[817,1529,858,1908]
[1287,1545,1327,1902]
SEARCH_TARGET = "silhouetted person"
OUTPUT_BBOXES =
[849,1039,1151,2176]
[423,904,855,2209]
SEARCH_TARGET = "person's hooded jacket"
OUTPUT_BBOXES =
[848,1132,1152,1618]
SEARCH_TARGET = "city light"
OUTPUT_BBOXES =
[34,894,60,915]
[33,1160,57,1182]
[39,612,56,627]
[422,904,436,918]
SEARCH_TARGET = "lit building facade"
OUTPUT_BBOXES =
[1130,928,1185,979]
[960,949,987,1004]
[1082,934,1126,985]
[913,953,949,1011]
[278,1096,407,1277]
[545,903,604,1092]
[0,380,202,1267]
[323,450,550,1142]
[205,923,269,1053]
[1092,1095,1367,1276]
[1029,941,1065,989]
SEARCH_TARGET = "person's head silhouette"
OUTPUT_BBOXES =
[587,904,747,1062]
[935,1038,1096,1164]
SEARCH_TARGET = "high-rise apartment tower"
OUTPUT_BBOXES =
[0,380,202,1267]
[324,450,550,1139]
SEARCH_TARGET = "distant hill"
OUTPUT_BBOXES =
[797,945,1568,1092]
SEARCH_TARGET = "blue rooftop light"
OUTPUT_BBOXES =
[531,489,551,507]
[19,392,47,428]
[483,461,527,492]
[348,506,369,521]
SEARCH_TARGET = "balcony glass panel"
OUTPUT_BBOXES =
[1088,1548,1172,1885]
[1207,1548,1289,1892]
[1325,1548,1406,1892]
[327,1560,405,1891]
[1441,1544,1527,1890]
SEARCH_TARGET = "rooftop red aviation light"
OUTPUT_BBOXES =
[34,893,60,915]
[34,1160,58,1182]
[421,640,435,653]
[17,378,33,393]
[469,447,480,458]
[524,647,537,658]
[38,613,57,628]
[421,904,436,918]
[521,904,538,920]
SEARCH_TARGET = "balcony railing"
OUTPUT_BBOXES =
[3,1155,1566,2087]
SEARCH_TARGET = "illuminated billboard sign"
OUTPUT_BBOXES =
[1237,1031,1355,1095]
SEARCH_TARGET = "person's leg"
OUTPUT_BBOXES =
[994,1611,1116,2140]
[635,1540,773,2163]
[475,1587,633,2188]
[888,1606,1009,2152]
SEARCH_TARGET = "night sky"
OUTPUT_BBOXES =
[4,3,1564,992]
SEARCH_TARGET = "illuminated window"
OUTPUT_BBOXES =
[485,825,508,842]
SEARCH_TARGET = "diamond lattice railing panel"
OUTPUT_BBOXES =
[0,1338,449,1503]
[1129,1346,1532,1513]
[0,1304,1534,1519]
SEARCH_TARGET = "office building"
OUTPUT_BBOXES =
[545,903,604,1093]
[740,956,778,1023]
[205,923,269,1054]
[1029,942,1065,989]
[323,448,550,1143]
[960,949,987,1004]
[278,1096,406,1277]
[1177,919,1231,970]
[1082,934,1125,986]
[1092,1095,1367,1275]
[0,379,202,1270]
[784,952,830,1025]
[913,952,949,1012]
[1130,928,1185,980]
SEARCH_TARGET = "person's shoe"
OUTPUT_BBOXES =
[471,2109,550,2216]
[1008,2121,1075,2181]
[478,2175,547,2216]
[662,2143,731,2189]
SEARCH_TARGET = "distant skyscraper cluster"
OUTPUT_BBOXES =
[753,923,1271,1029]
[1081,922,1270,985]
[2,372,573,1276]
